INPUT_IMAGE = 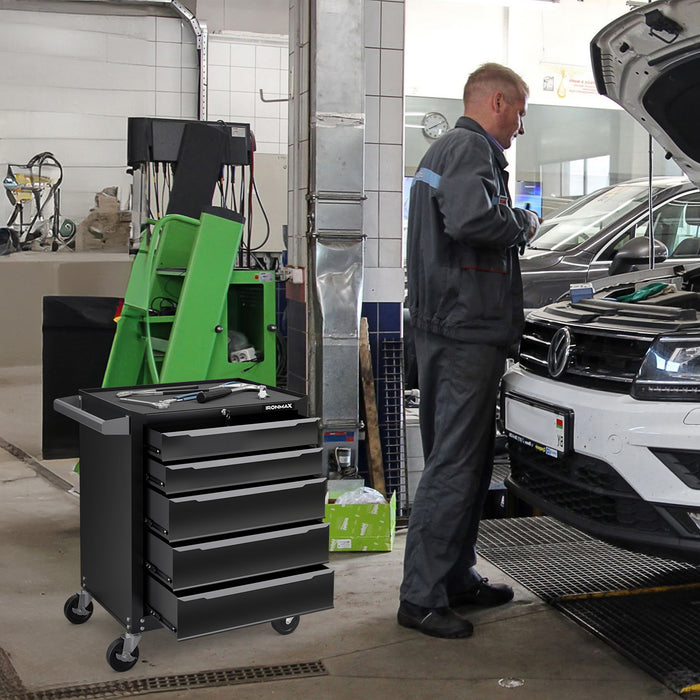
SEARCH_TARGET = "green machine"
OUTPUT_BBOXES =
[102,207,277,388]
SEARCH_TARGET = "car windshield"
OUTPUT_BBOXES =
[529,182,663,252]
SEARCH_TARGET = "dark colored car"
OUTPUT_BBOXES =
[521,175,700,312]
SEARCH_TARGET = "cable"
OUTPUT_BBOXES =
[20,152,63,246]
[275,328,287,387]
[248,177,271,252]
[161,163,169,216]
[165,164,172,210]
[149,296,178,315]
[238,167,247,268]
[152,163,160,219]
[230,166,238,212]
[217,173,226,206]
[247,147,254,267]
[239,167,246,221]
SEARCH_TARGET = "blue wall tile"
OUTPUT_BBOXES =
[378,302,401,333]
[361,302,379,334]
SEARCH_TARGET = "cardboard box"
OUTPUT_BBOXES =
[324,493,396,552]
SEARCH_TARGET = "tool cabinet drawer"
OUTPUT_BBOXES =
[146,417,319,462]
[146,477,326,543]
[146,446,323,495]
[147,566,334,640]
[146,522,329,591]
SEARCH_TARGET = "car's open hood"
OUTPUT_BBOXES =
[591,0,700,188]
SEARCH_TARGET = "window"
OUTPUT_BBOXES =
[604,191,700,259]
[529,181,655,253]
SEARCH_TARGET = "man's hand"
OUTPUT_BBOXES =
[523,208,540,242]
[517,208,541,253]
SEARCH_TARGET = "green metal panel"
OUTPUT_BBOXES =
[102,210,278,390]
[102,215,201,387]
[159,212,243,382]
[102,306,150,386]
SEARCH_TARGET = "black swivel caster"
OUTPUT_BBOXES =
[106,635,141,672]
[271,616,300,635]
[63,593,93,625]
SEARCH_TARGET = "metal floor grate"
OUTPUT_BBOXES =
[478,516,700,694]
[559,592,700,694]
[478,517,699,600]
[4,660,327,699]
[380,338,408,516]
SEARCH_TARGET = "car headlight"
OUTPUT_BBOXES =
[632,335,700,400]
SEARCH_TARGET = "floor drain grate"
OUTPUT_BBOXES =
[6,660,327,699]
[0,648,26,697]
[478,516,700,694]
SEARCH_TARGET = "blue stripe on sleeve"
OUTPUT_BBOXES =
[414,168,441,189]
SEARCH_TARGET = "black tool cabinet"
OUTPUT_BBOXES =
[54,379,333,672]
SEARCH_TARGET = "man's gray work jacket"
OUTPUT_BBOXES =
[406,116,532,349]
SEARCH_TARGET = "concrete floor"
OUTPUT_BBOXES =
[0,366,680,699]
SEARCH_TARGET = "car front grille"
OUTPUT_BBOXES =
[507,441,673,535]
[519,318,651,393]
[651,449,700,490]
[519,297,700,392]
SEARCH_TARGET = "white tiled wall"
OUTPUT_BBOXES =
[207,32,289,155]
[0,9,198,224]
[0,1,404,284]
[364,0,405,303]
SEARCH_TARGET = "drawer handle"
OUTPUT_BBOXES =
[169,418,317,440]
[185,523,328,550]
[183,477,325,503]
[186,448,320,470]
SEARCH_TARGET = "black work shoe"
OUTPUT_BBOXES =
[397,601,474,639]
[449,578,514,608]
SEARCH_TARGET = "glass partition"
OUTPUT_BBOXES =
[404,97,684,223]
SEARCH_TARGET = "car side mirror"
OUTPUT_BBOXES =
[608,237,668,276]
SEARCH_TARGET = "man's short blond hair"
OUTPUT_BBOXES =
[463,62,529,107]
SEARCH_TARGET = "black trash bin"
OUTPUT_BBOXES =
[42,296,120,459]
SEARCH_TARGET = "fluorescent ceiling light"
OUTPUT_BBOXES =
[440,0,559,6]
[497,0,559,6]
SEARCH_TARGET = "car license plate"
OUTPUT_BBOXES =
[504,393,572,458]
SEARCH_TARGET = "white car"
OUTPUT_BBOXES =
[503,0,700,562]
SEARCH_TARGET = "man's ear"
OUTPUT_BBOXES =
[492,91,505,114]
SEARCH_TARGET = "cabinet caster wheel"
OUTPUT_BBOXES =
[106,638,140,672]
[63,593,93,624]
[271,616,300,635]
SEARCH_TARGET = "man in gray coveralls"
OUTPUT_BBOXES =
[398,63,540,638]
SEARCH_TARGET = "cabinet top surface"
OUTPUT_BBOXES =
[80,379,308,420]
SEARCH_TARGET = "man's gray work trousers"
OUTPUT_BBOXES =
[400,327,507,608]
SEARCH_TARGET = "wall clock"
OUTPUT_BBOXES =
[422,112,449,139]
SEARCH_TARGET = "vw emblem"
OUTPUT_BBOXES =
[547,327,572,378]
